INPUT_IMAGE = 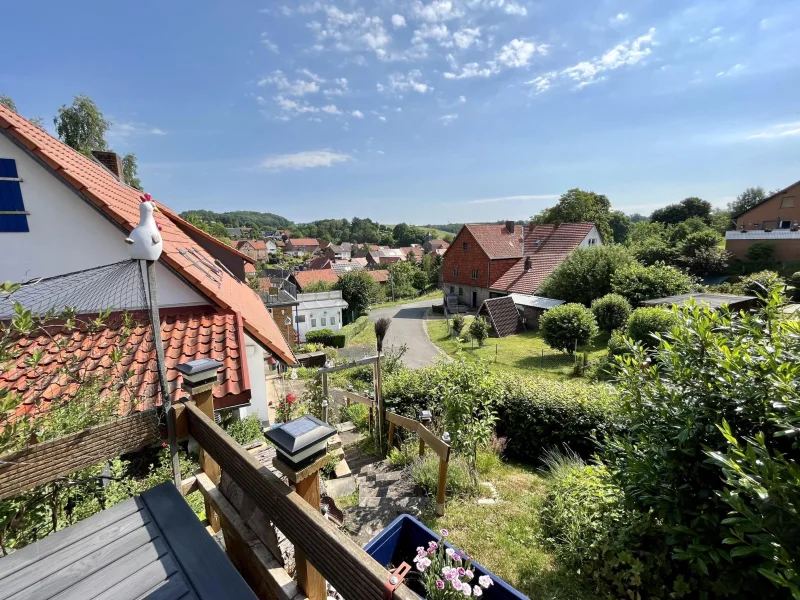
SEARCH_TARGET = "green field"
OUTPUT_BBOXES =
[426,315,609,378]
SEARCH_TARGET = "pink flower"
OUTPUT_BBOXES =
[417,549,427,558]
[478,575,493,589]
[454,554,462,563]
[458,567,466,577]
[465,570,474,580]
[440,528,449,538]
[445,548,455,558]
[417,546,425,553]
[452,580,463,591]
[463,585,472,597]
[445,570,456,581]
[473,586,483,597]
[436,580,445,590]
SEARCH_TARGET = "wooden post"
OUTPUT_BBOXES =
[193,390,222,532]
[436,458,448,517]
[388,422,395,449]
[419,438,426,457]
[321,372,328,399]
[272,453,329,600]
[145,260,181,490]
[368,404,374,436]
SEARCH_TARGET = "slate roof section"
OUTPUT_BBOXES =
[509,293,565,309]
[0,307,251,417]
[478,296,522,338]
[491,223,596,294]
[640,293,757,309]
[0,106,294,366]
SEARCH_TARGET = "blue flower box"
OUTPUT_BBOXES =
[364,515,529,600]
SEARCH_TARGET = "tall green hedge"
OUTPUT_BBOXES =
[339,315,369,343]
[305,328,346,348]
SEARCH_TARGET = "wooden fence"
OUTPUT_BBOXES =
[385,411,451,516]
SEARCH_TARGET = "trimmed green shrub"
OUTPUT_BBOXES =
[497,376,619,462]
[632,239,678,266]
[626,307,677,348]
[745,241,777,262]
[612,262,693,305]
[540,452,673,599]
[305,328,346,348]
[539,303,598,353]
[451,313,465,336]
[468,316,490,346]
[678,229,721,257]
[680,246,730,276]
[590,293,632,332]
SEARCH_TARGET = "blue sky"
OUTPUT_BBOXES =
[2,0,799,224]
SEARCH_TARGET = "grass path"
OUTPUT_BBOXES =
[426,315,608,379]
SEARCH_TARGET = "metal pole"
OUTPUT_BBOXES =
[145,260,182,490]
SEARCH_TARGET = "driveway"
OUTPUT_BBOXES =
[368,298,443,369]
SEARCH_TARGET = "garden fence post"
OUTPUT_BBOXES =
[388,421,395,449]
[436,458,448,517]
[419,437,426,457]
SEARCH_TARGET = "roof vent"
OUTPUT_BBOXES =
[91,151,123,181]
[505,220,515,234]
[524,256,532,271]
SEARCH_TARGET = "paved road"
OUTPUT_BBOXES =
[368,298,443,369]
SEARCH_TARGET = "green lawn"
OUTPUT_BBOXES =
[346,322,377,348]
[426,315,609,379]
[420,456,594,599]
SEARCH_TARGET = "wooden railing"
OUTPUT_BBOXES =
[385,411,451,516]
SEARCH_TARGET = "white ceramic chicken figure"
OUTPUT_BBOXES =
[125,193,163,260]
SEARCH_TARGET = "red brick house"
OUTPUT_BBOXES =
[236,239,268,261]
[441,221,601,307]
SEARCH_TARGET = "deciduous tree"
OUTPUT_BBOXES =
[53,94,110,156]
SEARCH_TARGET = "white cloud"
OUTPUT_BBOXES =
[438,114,458,125]
[747,121,800,140]
[275,95,320,115]
[321,104,342,114]
[560,28,656,88]
[260,34,279,53]
[258,150,351,171]
[710,26,723,34]
[378,115,387,121]
[259,70,320,96]
[107,121,167,142]
[412,23,451,47]
[444,57,494,79]
[391,14,407,28]
[305,6,393,59]
[526,72,556,93]
[298,68,326,83]
[717,63,744,77]
[411,0,462,22]
[150,127,167,135]
[470,0,527,16]
[494,38,548,68]
[453,27,481,49]
[351,110,365,118]
[379,69,431,94]
[323,77,349,96]
[458,95,467,103]
[610,13,629,24]
[759,18,773,30]
[467,194,559,204]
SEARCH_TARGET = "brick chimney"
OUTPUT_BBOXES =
[92,151,123,181]
[505,220,515,233]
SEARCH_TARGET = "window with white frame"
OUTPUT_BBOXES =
[296,315,306,323]
[471,269,478,280]
[587,238,597,246]
[321,316,327,326]
[330,316,336,326]
[311,318,317,327]
[453,267,458,277]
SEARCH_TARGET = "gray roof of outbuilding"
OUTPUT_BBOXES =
[640,293,757,308]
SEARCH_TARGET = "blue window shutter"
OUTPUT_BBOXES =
[0,158,28,232]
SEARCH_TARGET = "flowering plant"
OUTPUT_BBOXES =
[277,392,297,424]
[411,529,494,599]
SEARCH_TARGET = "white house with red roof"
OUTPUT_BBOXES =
[441,220,602,308]
[0,105,295,426]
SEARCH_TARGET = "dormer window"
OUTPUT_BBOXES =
[0,159,29,232]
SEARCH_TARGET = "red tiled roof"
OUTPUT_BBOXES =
[366,270,390,283]
[399,247,424,262]
[463,224,524,259]
[307,256,333,270]
[288,238,320,247]
[428,239,449,248]
[245,263,257,275]
[350,257,368,266]
[0,105,294,365]
[490,223,596,294]
[164,215,255,263]
[292,269,340,289]
[1,308,250,418]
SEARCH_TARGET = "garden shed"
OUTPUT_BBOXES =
[508,294,565,330]
[477,296,523,337]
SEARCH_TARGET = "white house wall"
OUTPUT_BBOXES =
[0,135,206,308]
[296,307,344,341]
[242,332,269,424]
[579,226,603,248]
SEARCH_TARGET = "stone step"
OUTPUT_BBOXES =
[327,434,342,451]
[337,421,356,433]
[330,447,345,461]
[359,480,418,501]
[359,496,428,511]
[333,459,352,479]
[324,475,357,499]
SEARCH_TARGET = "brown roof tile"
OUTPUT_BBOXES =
[479,296,522,337]
[292,269,339,289]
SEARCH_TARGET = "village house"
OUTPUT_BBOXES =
[423,238,450,253]
[285,237,320,257]
[726,179,800,261]
[322,242,353,260]
[295,291,348,342]
[0,105,295,427]
[441,220,601,308]
[236,238,268,262]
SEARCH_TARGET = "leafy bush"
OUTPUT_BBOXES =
[305,328,346,348]
[223,414,265,445]
[411,454,476,498]
[538,245,636,306]
[739,269,783,300]
[334,271,379,317]
[387,439,418,468]
[632,239,678,266]
[602,292,800,597]
[497,376,619,462]
[468,316,490,347]
[539,303,598,353]
[590,293,631,332]
[680,246,730,276]
[540,452,673,599]
[451,313,465,336]
[678,229,721,257]
[339,402,369,431]
[611,262,693,305]
[626,307,676,348]
[745,241,777,262]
